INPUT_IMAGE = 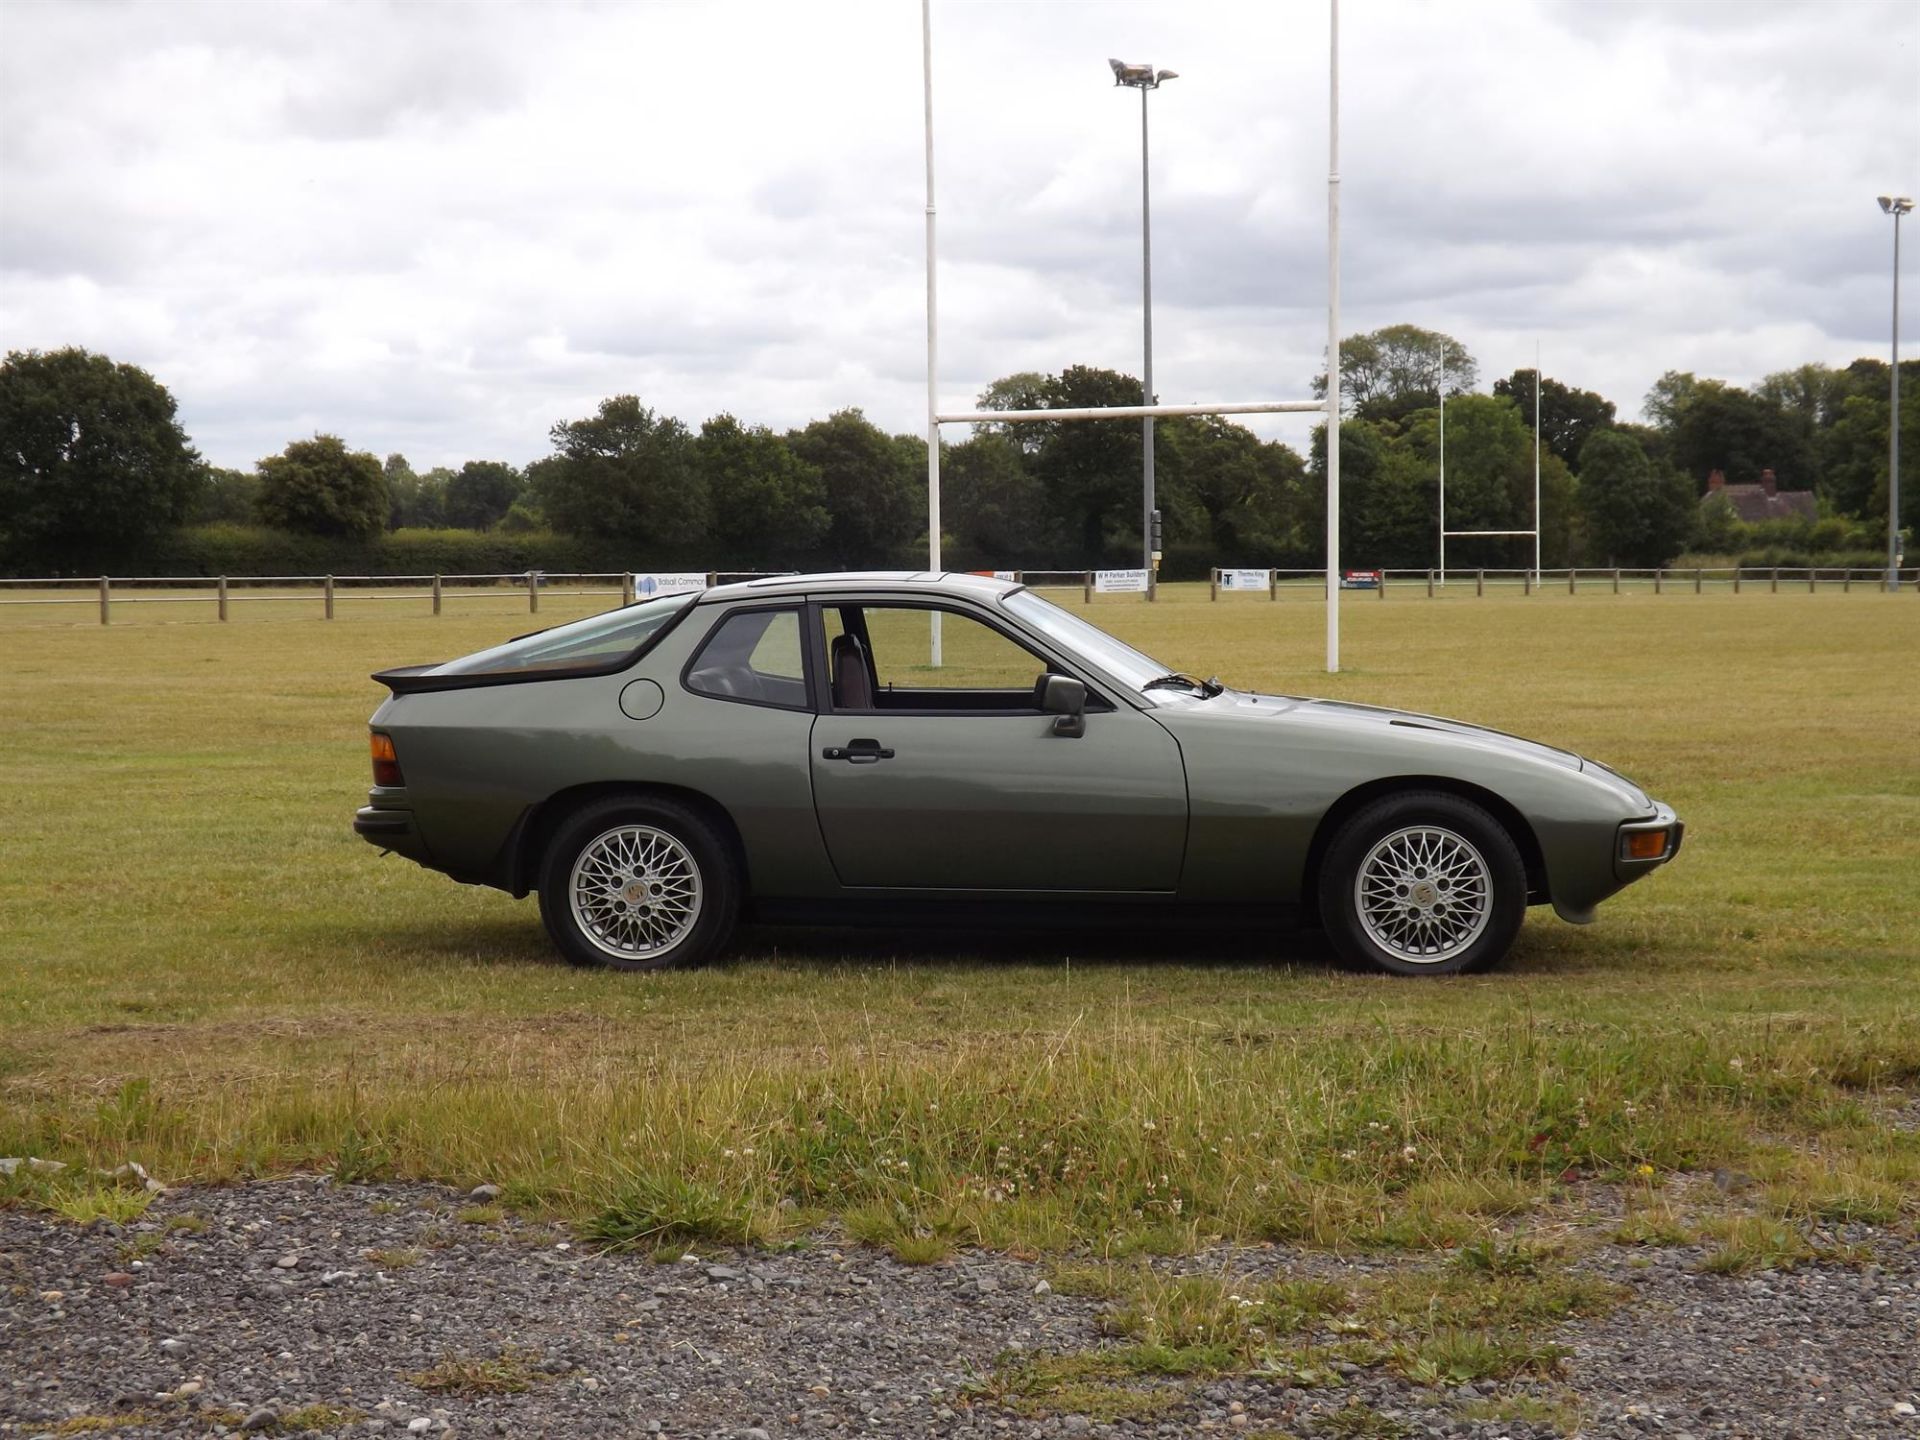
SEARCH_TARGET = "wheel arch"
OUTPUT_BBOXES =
[505,782,750,898]
[1298,776,1548,925]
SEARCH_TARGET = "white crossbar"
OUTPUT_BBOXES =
[934,399,1322,426]
[1443,529,1539,538]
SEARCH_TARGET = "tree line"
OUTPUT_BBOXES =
[2,334,1912,576]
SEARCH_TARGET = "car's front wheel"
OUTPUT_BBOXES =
[1317,791,1526,976]
[537,796,739,971]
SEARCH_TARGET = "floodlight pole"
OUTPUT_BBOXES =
[1326,0,1341,671]
[1533,341,1542,587]
[1882,196,1912,592]
[1111,60,1176,597]
[922,0,942,662]
[1437,340,1447,585]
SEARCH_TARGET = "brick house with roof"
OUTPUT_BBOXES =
[1702,469,1818,522]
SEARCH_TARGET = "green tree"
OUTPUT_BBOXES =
[187,465,260,525]
[1575,429,1695,566]
[999,366,1146,559]
[385,454,446,530]
[255,435,389,539]
[443,460,523,530]
[1156,415,1307,558]
[533,396,707,550]
[1667,384,1814,491]
[787,408,922,566]
[1491,369,1616,469]
[0,346,201,567]
[942,431,1054,562]
[693,414,829,562]
[1313,324,1477,424]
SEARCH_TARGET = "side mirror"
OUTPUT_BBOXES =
[1040,674,1087,738]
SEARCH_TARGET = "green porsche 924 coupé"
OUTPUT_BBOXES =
[354,571,1680,976]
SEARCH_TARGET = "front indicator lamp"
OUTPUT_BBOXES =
[1621,829,1669,862]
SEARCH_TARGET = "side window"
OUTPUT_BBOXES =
[850,605,1050,696]
[685,607,809,709]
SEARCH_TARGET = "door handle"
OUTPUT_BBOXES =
[822,739,896,764]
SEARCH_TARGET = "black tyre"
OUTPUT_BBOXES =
[1316,791,1526,977]
[536,795,739,971]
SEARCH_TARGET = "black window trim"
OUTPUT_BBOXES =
[808,595,1119,719]
[678,600,819,713]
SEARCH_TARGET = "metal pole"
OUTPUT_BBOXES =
[1892,206,1905,593]
[1438,342,1446,585]
[218,575,228,621]
[1141,81,1157,601]
[923,0,943,663]
[98,575,109,625]
[324,574,335,620]
[1325,0,1341,673]
[1533,342,1542,588]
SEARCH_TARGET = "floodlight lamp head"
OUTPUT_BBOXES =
[1880,195,1915,216]
[1156,68,1179,83]
[1109,58,1157,88]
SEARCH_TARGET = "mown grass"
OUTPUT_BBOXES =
[1,587,1916,1258]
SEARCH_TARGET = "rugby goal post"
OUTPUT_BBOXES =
[919,0,1347,671]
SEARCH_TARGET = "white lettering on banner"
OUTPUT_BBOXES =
[993,570,1019,582]
[632,571,707,598]
[1093,569,1151,593]
[1219,568,1270,590]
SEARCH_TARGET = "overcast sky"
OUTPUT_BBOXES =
[2,0,1915,471]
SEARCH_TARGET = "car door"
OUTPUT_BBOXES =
[807,599,1188,891]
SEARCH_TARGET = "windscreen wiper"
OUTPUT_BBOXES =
[1143,673,1226,697]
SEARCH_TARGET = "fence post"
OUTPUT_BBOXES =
[1427,569,1435,598]
[1523,570,1532,597]
[1269,569,1278,602]
[1734,568,1742,595]
[528,570,539,613]
[324,575,335,619]
[217,575,229,622]
[1476,569,1484,597]
[706,571,718,588]
[432,574,443,615]
[1209,569,1219,602]
[1378,571,1388,599]
[1843,569,1851,594]
[1694,567,1702,595]
[1770,567,1778,594]
[1654,569,1663,595]
[1808,569,1817,594]
[98,575,110,625]
[622,572,635,606]
[1083,571,1093,604]
[1569,568,1577,595]
[1612,568,1620,594]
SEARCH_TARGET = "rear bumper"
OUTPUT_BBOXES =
[354,805,432,865]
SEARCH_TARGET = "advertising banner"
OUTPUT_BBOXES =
[1093,569,1151,594]
[632,572,708,598]
[1218,568,1270,590]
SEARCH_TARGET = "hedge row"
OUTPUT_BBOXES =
[8,527,1262,584]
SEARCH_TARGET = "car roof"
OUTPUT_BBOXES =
[699,570,1022,603]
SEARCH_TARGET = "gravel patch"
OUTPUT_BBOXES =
[3,1178,1915,1438]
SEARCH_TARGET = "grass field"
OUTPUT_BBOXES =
[2,583,1916,1267]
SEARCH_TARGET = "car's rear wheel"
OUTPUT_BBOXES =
[537,796,739,971]
[1317,791,1526,976]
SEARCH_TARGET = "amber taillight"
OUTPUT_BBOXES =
[370,732,404,788]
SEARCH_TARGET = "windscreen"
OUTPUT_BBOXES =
[430,592,695,678]
[999,588,1171,692]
